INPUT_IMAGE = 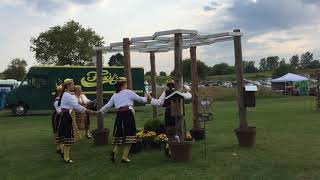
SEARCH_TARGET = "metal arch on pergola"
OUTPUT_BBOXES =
[93,29,249,142]
[94,29,242,53]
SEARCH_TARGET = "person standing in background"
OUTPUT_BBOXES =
[74,85,96,138]
[52,85,63,157]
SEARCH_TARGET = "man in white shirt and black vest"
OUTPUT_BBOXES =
[149,78,192,157]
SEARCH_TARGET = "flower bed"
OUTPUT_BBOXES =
[136,129,165,149]
[131,128,193,153]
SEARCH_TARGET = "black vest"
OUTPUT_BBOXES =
[163,89,175,108]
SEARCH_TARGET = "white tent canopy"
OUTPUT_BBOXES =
[271,73,308,83]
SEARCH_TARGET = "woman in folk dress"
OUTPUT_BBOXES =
[99,77,149,163]
[57,78,96,163]
[52,85,63,156]
[74,85,96,138]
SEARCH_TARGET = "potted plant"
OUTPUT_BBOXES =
[144,119,166,134]
[154,133,168,149]
[143,131,157,148]
[91,128,109,145]
[234,126,256,147]
[234,87,257,147]
[130,129,144,153]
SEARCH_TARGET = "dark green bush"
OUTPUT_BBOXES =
[144,119,165,134]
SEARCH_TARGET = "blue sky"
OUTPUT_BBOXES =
[0,0,319,73]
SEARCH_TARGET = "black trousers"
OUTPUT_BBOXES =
[164,108,176,128]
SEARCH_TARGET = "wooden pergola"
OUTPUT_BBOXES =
[93,29,248,141]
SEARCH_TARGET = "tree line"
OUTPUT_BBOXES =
[144,51,318,80]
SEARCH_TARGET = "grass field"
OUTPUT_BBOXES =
[0,97,320,180]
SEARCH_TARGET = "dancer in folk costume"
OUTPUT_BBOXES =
[52,85,63,156]
[74,85,96,138]
[99,77,149,163]
[148,78,192,157]
[57,79,96,163]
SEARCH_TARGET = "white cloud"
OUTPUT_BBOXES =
[0,0,320,73]
[246,25,320,56]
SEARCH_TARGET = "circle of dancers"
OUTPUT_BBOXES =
[52,77,191,163]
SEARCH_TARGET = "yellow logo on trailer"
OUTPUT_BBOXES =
[81,70,119,87]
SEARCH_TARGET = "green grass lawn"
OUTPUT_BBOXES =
[0,97,320,180]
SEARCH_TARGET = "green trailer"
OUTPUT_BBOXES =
[5,66,145,115]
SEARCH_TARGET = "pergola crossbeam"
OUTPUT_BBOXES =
[94,29,242,54]
[153,29,198,37]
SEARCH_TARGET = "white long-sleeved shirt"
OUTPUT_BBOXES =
[100,89,147,113]
[74,94,91,105]
[60,92,86,113]
[150,90,192,106]
[54,100,61,114]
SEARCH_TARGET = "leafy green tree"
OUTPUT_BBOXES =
[159,71,167,76]
[3,58,28,80]
[272,64,295,78]
[308,60,320,69]
[30,20,104,66]
[170,71,174,77]
[145,71,151,76]
[289,55,299,69]
[243,61,258,73]
[108,53,124,66]
[209,63,234,75]
[259,58,268,71]
[300,51,313,69]
[279,58,286,66]
[182,59,209,80]
[266,56,279,70]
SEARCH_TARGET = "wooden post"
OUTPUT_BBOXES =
[123,38,132,89]
[150,52,158,119]
[233,29,248,129]
[174,34,183,91]
[190,46,200,129]
[96,50,104,130]
[316,70,320,111]
[174,33,184,142]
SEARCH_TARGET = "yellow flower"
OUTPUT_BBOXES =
[136,130,157,139]
[154,134,168,143]
[136,129,146,138]
[186,132,192,139]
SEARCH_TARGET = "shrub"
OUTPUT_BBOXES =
[144,119,165,134]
